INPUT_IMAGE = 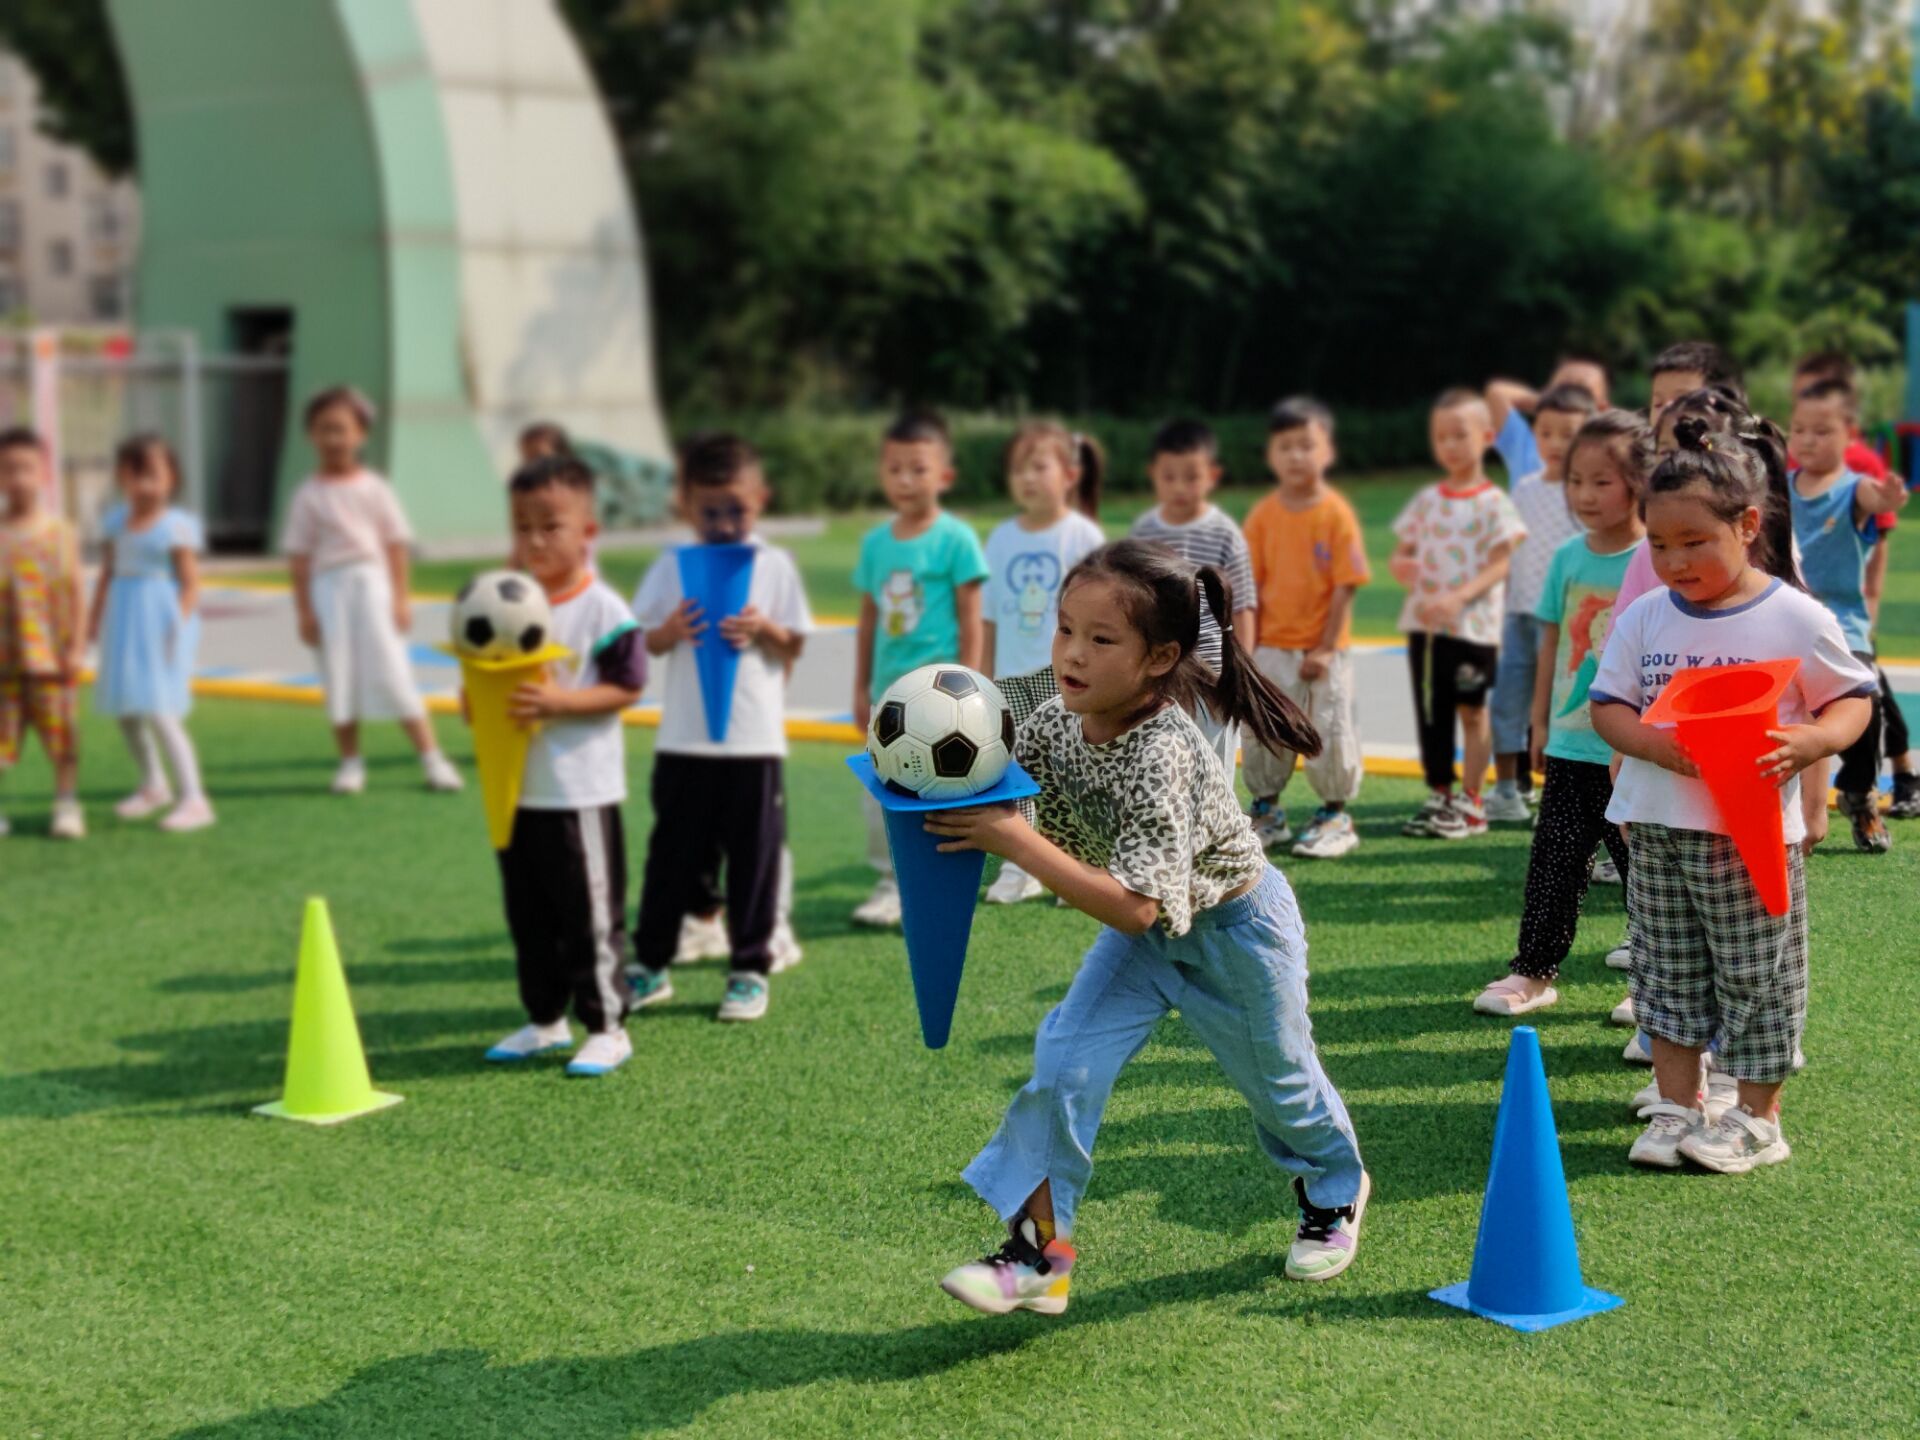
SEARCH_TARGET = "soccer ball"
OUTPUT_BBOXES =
[450,570,553,661]
[868,664,1015,801]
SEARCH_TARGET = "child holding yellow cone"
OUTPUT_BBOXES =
[480,455,647,1077]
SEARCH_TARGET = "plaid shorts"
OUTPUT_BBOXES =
[1626,823,1808,1084]
[0,673,78,768]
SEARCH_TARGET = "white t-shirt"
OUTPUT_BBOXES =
[521,579,644,811]
[632,537,813,758]
[1590,580,1876,843]
[983,511,1105,678]
[1391,481,1526,646]
[280,470,413,574]
[1506,470,1584,616]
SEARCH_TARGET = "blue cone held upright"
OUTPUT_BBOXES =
[1430,1026,1623,1331]
[847,755,1041,1049]
[677,544,757,743]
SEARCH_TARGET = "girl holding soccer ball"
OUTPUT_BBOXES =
[922,540,1369,1315]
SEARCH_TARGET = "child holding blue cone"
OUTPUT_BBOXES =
[924,540,1368,1314]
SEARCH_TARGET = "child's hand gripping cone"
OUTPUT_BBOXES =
[453,644,573,850]
[1640,658,1802,917]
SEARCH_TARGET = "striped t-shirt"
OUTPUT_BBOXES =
[1127,505,1256,672]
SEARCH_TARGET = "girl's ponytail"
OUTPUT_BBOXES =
[1195,565,1322,760]
[1073,431,1105,520]
[1735,416,1806,591]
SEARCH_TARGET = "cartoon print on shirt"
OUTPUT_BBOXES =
[880,569,923,638]
[1007,552,1063,635]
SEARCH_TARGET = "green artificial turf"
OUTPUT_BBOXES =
[4,703,1917,1437]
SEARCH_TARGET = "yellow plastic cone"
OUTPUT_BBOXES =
[451,644,572,851]
[254,898,404,1125]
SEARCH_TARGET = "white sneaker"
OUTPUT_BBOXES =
[852,877,902,928]
[1247,799,1293,849]
[485,1019,573,1062]
[1591,852,1622,885]
[1629,1101,1702,1168]
[769,921,804,974]
[1680,1105,1790,1173]
[1702,1070,1741,1124]
[985,860,1046,905]
[1604,939,1632,970]
[49,799,85,840]
[566,1028,633,1077]
[331,757,367,795]
[422,751,464,792]
[1622,1030,1653,1065]
[1293,809,1359,859]
[116,786,173,821]
[159,797,217,833]
[1609,994,1636,1027]
[1483,789,1533,824]
[717,972,770,1022]
[674,911,730,965]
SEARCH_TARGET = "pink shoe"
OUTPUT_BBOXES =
[116,787,173,821]
[158,797,217,833]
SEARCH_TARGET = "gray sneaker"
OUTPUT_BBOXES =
[1483,789,1533,824]
[1679,1105,1790,1173]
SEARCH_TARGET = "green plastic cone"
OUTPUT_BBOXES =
[254,899,403,1125]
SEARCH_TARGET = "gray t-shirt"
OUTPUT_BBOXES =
[1127,505,1255,671]
[1015,698,1264,937]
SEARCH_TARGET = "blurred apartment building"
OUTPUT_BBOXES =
[0,48,140,326]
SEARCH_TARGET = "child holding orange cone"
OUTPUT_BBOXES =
[480,455,647,1077]
[1591,424,1872,1173]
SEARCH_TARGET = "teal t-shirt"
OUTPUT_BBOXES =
[1535,533,1639,765]
[854,511,990,699]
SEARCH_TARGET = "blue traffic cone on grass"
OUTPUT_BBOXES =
[1430,1026,1622,1331]
[846,755,1040,1048]
[677,544,756,742]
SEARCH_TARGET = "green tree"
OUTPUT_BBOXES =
[0,0,133,175]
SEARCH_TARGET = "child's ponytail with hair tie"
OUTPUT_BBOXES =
[1194,563,1319,761]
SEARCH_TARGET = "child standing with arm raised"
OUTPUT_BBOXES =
[925,541,1367,1313]
[1391,389,1526,839]
[282,386,462,796]
[849,411,989,928]
[1239,397,1370,859]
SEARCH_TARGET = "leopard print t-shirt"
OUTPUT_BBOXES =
[1016,698,1264,937]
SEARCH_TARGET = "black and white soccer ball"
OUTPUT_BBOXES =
[868,664,1015,801]
[450,570,553,661]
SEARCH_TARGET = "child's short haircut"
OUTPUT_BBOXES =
[884,409,950,452]
[1535,382,1599,418]
[678,431,762,490]
[508,453,596,497]
[303,384,377,431]
[0,425,45,455]
[1794,376,1859,418]
[1792,350,1854,385]
[115,432,184,495]
[1268,396,1335,440]
[1150,417,1217,459]
[1432,386,1489,417]
[518,420,572,455]
[1652,341,1740,389]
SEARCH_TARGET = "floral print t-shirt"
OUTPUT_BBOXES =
[0,512,81,676]
[1392,480,1526,646]
[1015,697,1264,937]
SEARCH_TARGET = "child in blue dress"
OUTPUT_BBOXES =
[88,435,214,832]
[924,540,1368,1314]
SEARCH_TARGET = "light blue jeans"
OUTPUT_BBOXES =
[1491,610,1545,757]
[962,866,1364,1236]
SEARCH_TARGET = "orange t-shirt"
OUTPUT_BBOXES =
[1242,488,1371,651]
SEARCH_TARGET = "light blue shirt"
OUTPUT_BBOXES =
[1789,470,1878,653]
[983,512,1105,679]
[854,511,990,699]
[1494,409,1540,487]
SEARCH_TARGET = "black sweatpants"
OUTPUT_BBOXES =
[633,754,785,976]
[1511,758,1631,981]
[498,805,633,1033]
[1406,632,1498,793]
[1834,650,1885,797]
[1882,668,1911,759]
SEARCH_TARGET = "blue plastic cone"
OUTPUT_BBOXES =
[1430,1026,1623,1331]
[847,755,1040,1048]
[677,544,756,742]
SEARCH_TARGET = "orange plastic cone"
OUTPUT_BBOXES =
[450,644,572,850]
[1640,658,1801,916]
[254,899,403,1125]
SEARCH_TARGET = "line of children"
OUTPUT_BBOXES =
[1240,397,1369,858]
[1391,389,1526,839]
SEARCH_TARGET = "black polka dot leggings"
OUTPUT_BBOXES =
[1510,757,1630,981]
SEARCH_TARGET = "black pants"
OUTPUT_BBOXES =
[1835,650,1885,797]
[498,806,633,1032]
[1511,758,1630,981]
[1406,632,1498,792]
[634,754,785,975]
[1879,667,1909,759]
